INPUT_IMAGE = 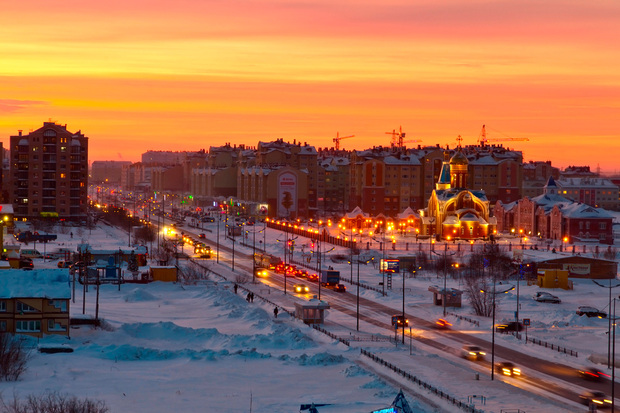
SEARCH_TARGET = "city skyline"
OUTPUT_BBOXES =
[2,1,620,173]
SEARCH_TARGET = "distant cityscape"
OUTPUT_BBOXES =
[5,120,619,245]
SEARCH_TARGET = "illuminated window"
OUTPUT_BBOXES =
[60,173,66,179]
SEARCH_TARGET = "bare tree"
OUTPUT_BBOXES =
[0,333,31,382]
[154,239,175,265]
[0,391,108,413]
[178,262,210,285]
[603,247,617,261]
[134,226,156,245]
[463,276,494,317]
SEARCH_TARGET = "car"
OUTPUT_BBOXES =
[532,291,561,303]
[19,258,34,269]
[334,284,346,293]
[435,318,452,329]
[579,390,612,407]
[496,362,521,377]
[307,273,319,282]
[495,322,524,332]
[293,284,310,294]
[296,269,309,278]
[578,367,610,382]
[254,269,268,278]
[57,260,73,268]
[391,315,409,328]
[461,345,486,361]
[198,233,206,239]
[201,217,215,223]
[576,306,607,318]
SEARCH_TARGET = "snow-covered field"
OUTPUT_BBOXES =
[2,218,620,412]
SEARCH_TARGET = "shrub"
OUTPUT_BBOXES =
[0,391,108,413]
[0,333,31,382]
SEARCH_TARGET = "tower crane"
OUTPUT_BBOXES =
[401,139,422,148]
[333,132,355,150]
[386,126,406,148]
[478,124,529,146]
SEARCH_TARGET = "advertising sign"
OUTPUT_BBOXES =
[277,172,297,218]
[380,259,400,273]
[562,263,590,276]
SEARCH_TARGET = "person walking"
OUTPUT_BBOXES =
[273,307,279,318]
[234,283,238,294]
[246,292,251,302]
[250,292,254,303]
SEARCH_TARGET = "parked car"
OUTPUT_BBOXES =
[576,306,607,318]
[532,292,561,303]
[495,322,524,332]
[57,260,73,268]
[461,345,486,361]
[579,390,612,407]
[496,362,521,377]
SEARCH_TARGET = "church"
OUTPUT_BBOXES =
[421,150,497,240]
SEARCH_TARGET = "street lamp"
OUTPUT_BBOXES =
[481,282,515,381]
[431,244,456,317]
[593,279,620,368]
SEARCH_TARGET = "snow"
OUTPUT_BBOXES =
[2,216,620,412]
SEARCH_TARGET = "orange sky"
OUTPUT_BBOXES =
[1,0,619,173]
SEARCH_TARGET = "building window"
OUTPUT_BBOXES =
[48,300,67,312]
[0,321,6,332]
[586,221,591,230]
[0,301,6,312]
[16,320,41,332]
[600,222,607,230]
[48,319,67,332]
[16,301,37,313]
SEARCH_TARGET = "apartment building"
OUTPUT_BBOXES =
[9,122,88,220]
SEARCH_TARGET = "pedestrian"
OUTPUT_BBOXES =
[234,283,238,294]
[70,232,73,239]
[246,292,251,302]
[250,292,254,303]
[273,307,279,318]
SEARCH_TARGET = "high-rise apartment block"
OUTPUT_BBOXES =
[10,122,88,220]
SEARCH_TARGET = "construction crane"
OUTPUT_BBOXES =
[386,126,407,148]
[478,124,529,146]
[333,132,354,150]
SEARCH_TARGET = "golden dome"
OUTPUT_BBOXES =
[450,151,468,166]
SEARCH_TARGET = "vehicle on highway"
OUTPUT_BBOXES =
[435,318,452,329]
[532,291,561,303]
[461,345,486,361]
[391,315,408,328]
[57,260,73,268]
[293,284,310,294]
[576,306,607,318]
[307,273,318,282]
[296,269,308,278]
[334,284,346,293]
[198,233,206,239]
[495,322,524,332]
[578,367,610,381]
[202,217,215,222]
[579,390,612,408]
[496,362,521,377]
[254,268,268,278]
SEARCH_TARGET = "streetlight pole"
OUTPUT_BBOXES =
[350,226,354,284]
[216,213,220,264]
[481,281,515,381]
[402,266,406,344]
[593,279,620,368]
[431,244,456,317]
[252,228,256,283]
[356,254,360,331]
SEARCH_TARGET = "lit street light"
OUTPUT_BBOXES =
[480,282,515,381]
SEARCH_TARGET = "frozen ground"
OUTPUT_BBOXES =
[2,218,620,412]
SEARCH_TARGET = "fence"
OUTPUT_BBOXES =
[447,312,480,327]
[360,349,485,413]
[525,336,578,357]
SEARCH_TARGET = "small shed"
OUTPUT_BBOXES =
[150,266,177,282]
[294,298,330,324]
[537,269,570,289]
[428,285,463,308]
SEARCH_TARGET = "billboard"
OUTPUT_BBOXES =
[277,171,297,217]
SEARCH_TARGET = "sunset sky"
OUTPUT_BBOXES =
[1,0,619,173]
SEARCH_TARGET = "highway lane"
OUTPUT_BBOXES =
[182,224,618,406]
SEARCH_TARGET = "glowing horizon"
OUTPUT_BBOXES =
[2,0,620,173]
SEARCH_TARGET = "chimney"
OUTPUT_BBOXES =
[18,130,22,136]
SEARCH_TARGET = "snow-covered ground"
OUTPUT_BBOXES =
[2,217,620,412]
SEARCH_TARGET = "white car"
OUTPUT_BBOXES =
[532,292,561,303]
